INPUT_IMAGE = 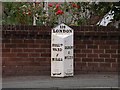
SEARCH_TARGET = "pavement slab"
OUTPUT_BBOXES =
[2,74,119,90]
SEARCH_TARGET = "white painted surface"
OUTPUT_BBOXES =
[51,23,73,77]
[97,10,114,26]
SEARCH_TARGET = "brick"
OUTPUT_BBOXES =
[88,62,99,67]
[99,45,110,49]
[76,54,86,57]
[110,45,118,49]
[107,40,118,44]
[105,50,116,53]
[11,39,24,43]
[94,58,104,62]
[14,57,33,61]
[4,60,17,66]
[75,66,82,71]
[105,59,116,62]
[111,54,118,58]
[25,58,35,61]
[34,49,46,52]
[76,62,87,67]
[81,50,92,53]
[3,57,18,61]
[2,49,10,52]
[5,44,16,48]
[116,58,118,63]
[2,44,4,48]
[74,40,83,44]
[2,39,11,43]
[24,49,34,52]
[37,61,50,66]
[75,58,82,62]
[94,40,106,44]
[36,58,47,61]
[41,44,50,48]
[81,66,93,71]
[17,53,28,57]
[75,44,86,49]
[46,40,51,43]
[11,48,23,52]
[35,40,47,43]
[87,54,98,58]
[82,58,93,62]
[3,69,16,76]
[2,57,8,61]
[99,54,110,58]
[29,53,40,57]
[17,44,28,48]
[2,25,119,76]
[46,49,50,52]
[24,40,35,43]
[74,49,81,53]
[2,53,16,57]
[28,44,40,48]
[41,53,50,57]
[87,44,98,49]
[16,61,33,66]
[83,40,93,44]
[34,59,50,64]
[100,63,111,67]
[93,50,104,53]
[112,63,118,68]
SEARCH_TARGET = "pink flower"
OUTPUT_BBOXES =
[72,3,80,9]
[72,3,77,7]
[56,10,64,15]
[48,4,53,7]
[28,12,31,16]
[56,4,60,9]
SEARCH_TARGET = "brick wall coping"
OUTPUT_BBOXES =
[2,25,120,39]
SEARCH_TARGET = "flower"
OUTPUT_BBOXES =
[72,3,77,8]
[56,4,60,9]
[28,12,31,16]
[25,11,31,16]
[71,3,80,9]
[56,10,64,15]
[77,5,80,9]
[48,4,53,7]
[23,12,26,15]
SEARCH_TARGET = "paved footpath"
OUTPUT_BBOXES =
[2,73,119,90]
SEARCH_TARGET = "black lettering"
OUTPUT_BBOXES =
[59,30,62,33]
[53,48,62,51]
[52,29,72,33]
[65,56,73,59]
[53,73,61,75]
[52,44,63,47]
[52,58,63,61]
[60,25,65,29]
[53,29,55,33]
[65,46,73,49]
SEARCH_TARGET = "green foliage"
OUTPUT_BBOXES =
[112,2,120,21]
[90,2,120,21]
[2,2,120,26]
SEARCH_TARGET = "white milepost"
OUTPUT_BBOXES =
[51,23,74,77]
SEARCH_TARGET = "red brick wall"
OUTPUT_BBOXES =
[2,25,119,76]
